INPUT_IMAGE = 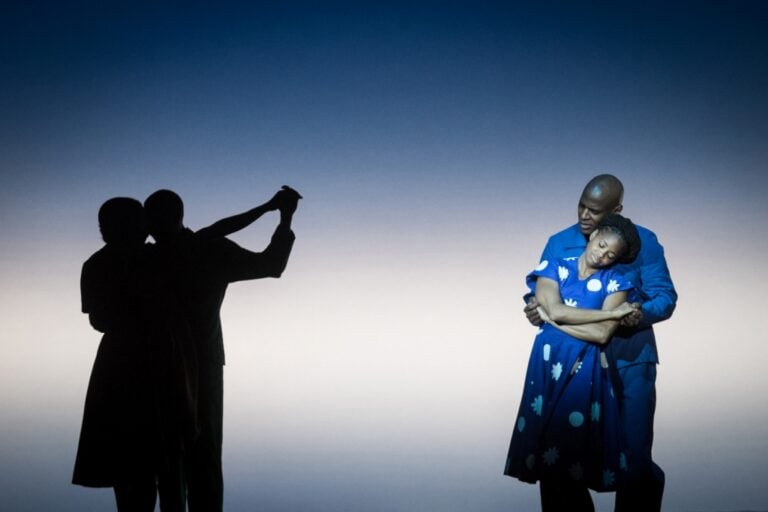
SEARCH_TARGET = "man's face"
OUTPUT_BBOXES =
[577,193,616,236]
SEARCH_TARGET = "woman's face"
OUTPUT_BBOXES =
[585,229,626,268]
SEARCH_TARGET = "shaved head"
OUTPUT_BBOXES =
[576,174,625,236]
[581,174,624,208]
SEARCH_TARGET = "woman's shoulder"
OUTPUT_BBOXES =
[552,256,580,277]
[531,255,578,272]
[596,265,635,293]
[527,257,580,289]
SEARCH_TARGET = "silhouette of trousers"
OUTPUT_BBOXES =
[185,363,224,512]
[614,362,664,512]
[157,453,186,512]
[539,479,594,512]
[114,475,156,512]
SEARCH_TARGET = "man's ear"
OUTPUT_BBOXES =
[613,203,624,214]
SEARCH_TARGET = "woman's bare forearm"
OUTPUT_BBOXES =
[543,302,620,325]
[548,319,620,345]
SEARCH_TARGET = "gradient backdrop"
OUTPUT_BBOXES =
[2,2,767,511]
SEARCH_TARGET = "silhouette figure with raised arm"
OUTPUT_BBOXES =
[74,189,299,511]
[143,186,300,512]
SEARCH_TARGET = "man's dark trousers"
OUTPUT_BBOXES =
[185,363,224,512]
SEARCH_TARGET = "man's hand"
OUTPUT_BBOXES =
[268,185,303,214]
[278,185,302,215]
[525,297,542,326]
[619,302,643,327]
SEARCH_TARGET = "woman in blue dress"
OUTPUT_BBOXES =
[504,214,642,511]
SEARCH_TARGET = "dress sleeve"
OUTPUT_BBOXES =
[525,258,560,293]
[523,238,557,303]
[603,268,635,296]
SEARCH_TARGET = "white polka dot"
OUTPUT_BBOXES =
[569,411,585,427]
[543,344,551,361]
[535,260,549,271]
[587,279,602,292]
[517,417,526,432]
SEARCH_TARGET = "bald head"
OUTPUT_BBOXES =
[582,174,624,207]
[576,174,624,236]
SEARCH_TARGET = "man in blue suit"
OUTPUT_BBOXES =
[525,174,677,512]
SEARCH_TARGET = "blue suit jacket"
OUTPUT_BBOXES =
[529,224,677,365]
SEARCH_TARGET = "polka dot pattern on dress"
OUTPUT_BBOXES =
[587,278,602,292]
[569,411,585,427]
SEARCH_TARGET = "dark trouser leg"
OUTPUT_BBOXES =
[186,363,224,512]
[615,363,664,512]
[114,475,157,512]
[539,479,594,512]
[157,451,186,512]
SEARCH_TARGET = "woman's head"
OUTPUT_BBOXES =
[98,197,146,246]
[584,213,641,268]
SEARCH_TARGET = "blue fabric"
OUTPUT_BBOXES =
[522,222,675,511]
[505,258,631,492]
[527,224,677,364]
[614,363,665,511]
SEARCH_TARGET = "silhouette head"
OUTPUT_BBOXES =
[144,189,184,242]
[98,197,146,246]
[584,213,641,268]
[577,174,624,236]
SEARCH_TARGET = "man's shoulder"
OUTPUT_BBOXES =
[634,223,666,255]
[615,223,668,274]
[544,224,585,255]
[190,232,244,260]
[634,223,658,239]
[547,223,581,242]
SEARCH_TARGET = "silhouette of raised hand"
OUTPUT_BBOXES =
[275,185,302,215]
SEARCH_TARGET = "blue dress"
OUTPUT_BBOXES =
[504,257,632,491]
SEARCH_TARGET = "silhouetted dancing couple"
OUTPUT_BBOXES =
[73,186,301,512]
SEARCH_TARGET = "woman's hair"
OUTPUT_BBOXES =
[595,213,641,264]
[98,197,145,245]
